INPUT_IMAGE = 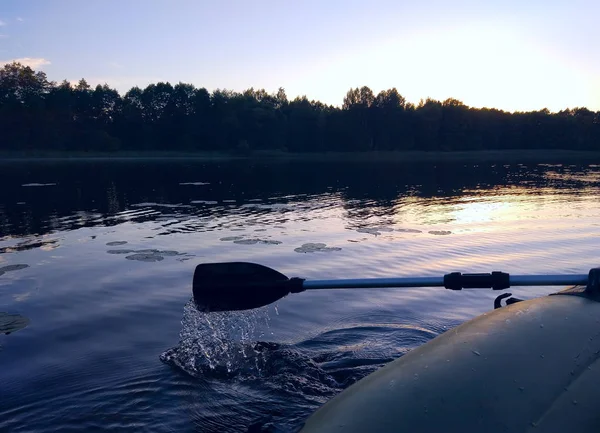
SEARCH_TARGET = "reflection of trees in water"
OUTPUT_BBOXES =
[0,161,598,238]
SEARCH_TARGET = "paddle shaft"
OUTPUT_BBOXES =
[191,262,599,312]
[302,274,589,290]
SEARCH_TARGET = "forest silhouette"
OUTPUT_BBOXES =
[1,62,598,154]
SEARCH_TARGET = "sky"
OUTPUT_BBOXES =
[0,0,598,112]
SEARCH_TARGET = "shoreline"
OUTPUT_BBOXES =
[1,149,599,163]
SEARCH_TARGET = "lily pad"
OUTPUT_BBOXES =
[429,230,452,235]
[107,249,136,255]
[0,312,30,335]
[179,182,210,186]
[177,256,195,262]
[106,241,128,246]
[0,264,29,273]
[220,236,244,242]
[357,228,381,236]
[125,253,164,262]
[294,243,342,253]
[158,250,179,256]
[21,183,56,187]
[259,240,282,245]
[397,229,423,233]
[233,239,260,245]
[191,200,218,205]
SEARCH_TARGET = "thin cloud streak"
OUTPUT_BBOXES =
[0,57,51,68]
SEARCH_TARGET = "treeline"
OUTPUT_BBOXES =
[1,62,599,153]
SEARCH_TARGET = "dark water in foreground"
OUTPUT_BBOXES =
[1,158,600,432]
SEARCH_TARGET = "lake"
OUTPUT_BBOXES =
[1,157,600,432]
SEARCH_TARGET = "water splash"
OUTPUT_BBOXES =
[160,300,275,378]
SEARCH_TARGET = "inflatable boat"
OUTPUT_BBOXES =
[297,271,600,433]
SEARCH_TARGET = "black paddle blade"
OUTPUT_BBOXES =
[192,262,305,312]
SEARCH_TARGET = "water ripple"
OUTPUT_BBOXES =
[1,160,600,432]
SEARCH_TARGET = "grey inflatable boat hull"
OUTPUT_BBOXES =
[298,287,600,433]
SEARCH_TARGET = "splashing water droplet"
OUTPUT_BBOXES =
[160,300,273,377]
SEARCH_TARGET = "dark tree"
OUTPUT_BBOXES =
[1,62,599,155]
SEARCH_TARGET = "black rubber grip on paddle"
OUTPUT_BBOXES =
[444,272,510,291]
[288,277,306,293]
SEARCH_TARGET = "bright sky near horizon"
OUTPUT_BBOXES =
[0,0,598,112]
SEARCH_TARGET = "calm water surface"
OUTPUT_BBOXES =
[1,158,600,432]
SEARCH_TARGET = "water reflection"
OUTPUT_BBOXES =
[1,160,599,241]
[2,158,600,432]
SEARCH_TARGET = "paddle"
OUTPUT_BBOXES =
[192,262,590,312]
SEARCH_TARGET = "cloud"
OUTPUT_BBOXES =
[108,61,123,69]
[0,57,51,69]
[0,35,8,39]
[17,17,23,22]
[0,20,5,26]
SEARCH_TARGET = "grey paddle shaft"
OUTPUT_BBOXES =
[302,274,589,290]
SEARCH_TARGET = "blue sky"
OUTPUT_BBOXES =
[0,0,598,112]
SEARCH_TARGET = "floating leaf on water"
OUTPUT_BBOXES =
[135,249,160,254]
[125,253,164,262]
[357,228,380,236]
[179,182,210,186]
[0,264,29,273]
[374,227,394,232]
[176,257,194,262]
[106,241,128,246]
[320,247,342,252]
[158,250,180,256]
[0,271,4,277]
[190,200,219,205]
[234,239,260,245]
[16,202,26,205]
[106,249,136,255]
[429,230,452,236]
[397,228,423,233]
[254,229,267,232]
[227,238,282,245]
[21,183,56,187]
[294,243,342,253]
[220,236,244,242]
[0,312,30,335]
[222,200,236,203]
